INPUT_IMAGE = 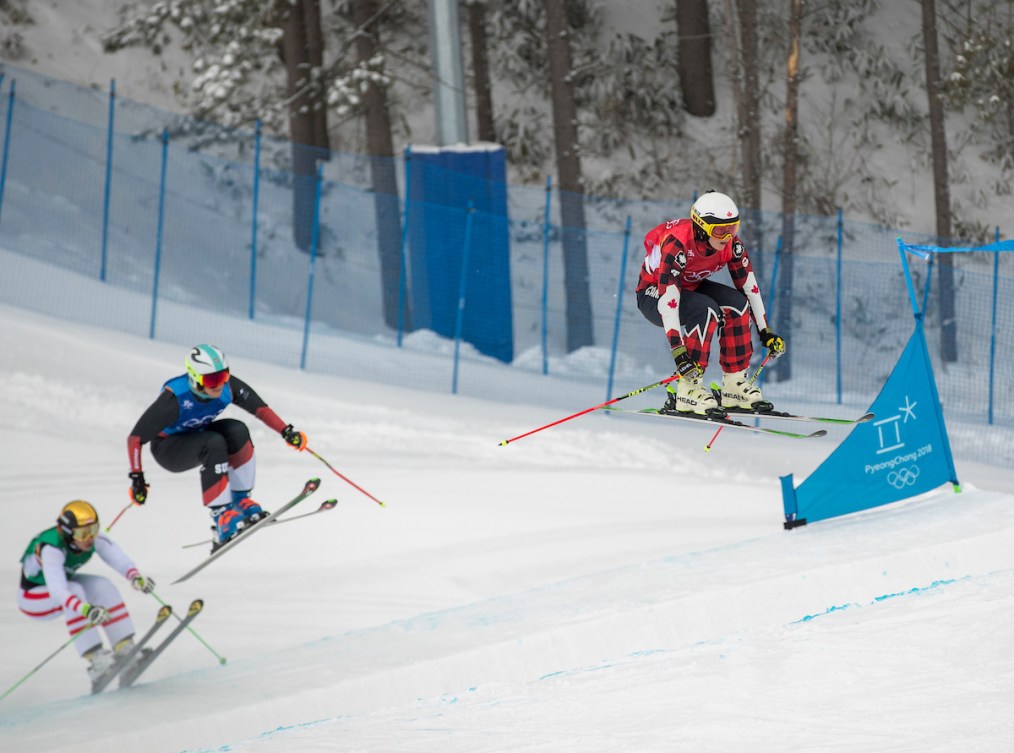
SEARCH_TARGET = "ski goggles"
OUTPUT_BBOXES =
[700,219,740,242]
[198,369,231,389]
[71,522,99,542]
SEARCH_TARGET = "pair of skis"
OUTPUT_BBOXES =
[605,403,874,439]
[171,478,329,585]
[91,599,203,693]
[90,480,330,692]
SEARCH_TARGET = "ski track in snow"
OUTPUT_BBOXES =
[0,304,1013,752]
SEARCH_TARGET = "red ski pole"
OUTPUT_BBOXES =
[498,374,681,446]
[705,352,772,452]
[105,501,136,532]
[306,447,386,507]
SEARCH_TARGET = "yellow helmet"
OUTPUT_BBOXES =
[58,500,100,551]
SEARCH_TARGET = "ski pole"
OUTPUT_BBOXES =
[705,352,773,453]
[148,590,227,665]
[498,373,681,446]
[105,500,136,532]
[305,447,386,507]
[0,629,87,702]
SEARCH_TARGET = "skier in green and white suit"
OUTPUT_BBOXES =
[17,500,157,683]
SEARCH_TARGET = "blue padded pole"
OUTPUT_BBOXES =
[300,162,323,370]
[452,200,476,395]
[606,216,632,401]
[149,129,169,340]
[248,120,262,320]
[100,79,116,282]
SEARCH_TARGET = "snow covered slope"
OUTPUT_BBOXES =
[0,302,1012,752]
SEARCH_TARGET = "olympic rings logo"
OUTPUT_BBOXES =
[887,466,920,488]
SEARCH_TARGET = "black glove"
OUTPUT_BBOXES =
[671,345,701,379]
[128,471,148,505]
[759,328,786,358]
[281,424,308,452]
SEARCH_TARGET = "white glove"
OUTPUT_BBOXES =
[131,575,156,594]
[83,603,110,625]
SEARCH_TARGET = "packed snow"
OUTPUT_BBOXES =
[1,302,1013,752]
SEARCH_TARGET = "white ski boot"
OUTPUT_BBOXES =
[664,373,721,416]
[85,647,116,684]
[720,369,769,411]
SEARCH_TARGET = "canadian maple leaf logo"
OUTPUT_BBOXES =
[667,299,678,309]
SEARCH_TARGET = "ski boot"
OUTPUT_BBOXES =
[211,498,269,550]
[85,647,117,686]
[663,373,723,416]
[235,496,268,524]
[720,369,773,412]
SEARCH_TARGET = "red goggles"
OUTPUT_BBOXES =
[200,369,231,389]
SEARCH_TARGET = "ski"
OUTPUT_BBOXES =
[708,384,875,424]
[91,605,172,694]
[180,497,338,549]
[604,407,828,439]
[171,478,321,584]
[118,599,204,689]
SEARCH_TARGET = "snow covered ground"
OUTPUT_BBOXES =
[1,302,1013,753]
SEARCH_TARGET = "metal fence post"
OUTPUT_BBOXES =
[606,216,632,401]
[299,162,324,370]
[248,119,262,320]
[541,175,552,375]
[0,79,15,227]
[100,79,115,282]
[452,200,476,394]
[149,129,169,340]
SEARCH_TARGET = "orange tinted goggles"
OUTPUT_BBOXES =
[709,222,740,240]
[200,369,231,389]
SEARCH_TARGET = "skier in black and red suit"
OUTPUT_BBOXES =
[126,344,308,548]
[635,190,786,416]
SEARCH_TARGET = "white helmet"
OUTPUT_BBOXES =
[691,191,740,242]
[185,344,230,392]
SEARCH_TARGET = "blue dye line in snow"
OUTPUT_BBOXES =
[793,577,963,623]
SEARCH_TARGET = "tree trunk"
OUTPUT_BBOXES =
[675,0,716,117]
[351,0,408,330]
[546,0,594,352]
[281,0,330,252]
[466,1,495,143]
[773,0,802,383]
[921,0,958,363]
[738,0,762,263]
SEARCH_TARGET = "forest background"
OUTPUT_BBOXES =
[1,0,1010,241]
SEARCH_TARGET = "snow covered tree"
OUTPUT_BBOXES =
[921,0,958,363]
[103,0,329,250]
[773,0,803,384]
[546,0,594,352]
[675,0,715,116]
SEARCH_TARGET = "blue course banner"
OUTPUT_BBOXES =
[781,320,959,526]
